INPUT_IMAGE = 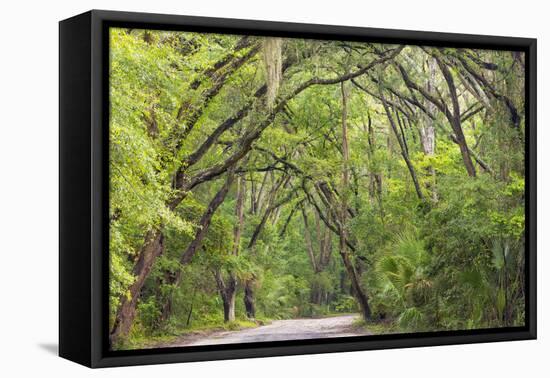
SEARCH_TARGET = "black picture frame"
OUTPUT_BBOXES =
[59,9,537,368]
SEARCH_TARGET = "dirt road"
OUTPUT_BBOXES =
[167,314,370,347]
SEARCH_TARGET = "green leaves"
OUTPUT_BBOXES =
[107,27,526,345]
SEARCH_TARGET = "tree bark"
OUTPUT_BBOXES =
[110,231,164,346]
[263,37,283,108]
[361,110,383,210]
[181,171,236,266]
[110,49,401,344]
[435,55,477,177]
[216,174,246,323]
[233,175,246,256]
[214,270,237,322]
[339,80,372,322]
[173,43,261,149]
[112,172,235,345]
[339,235,371,321]
[243,281,256,318]
[396,58,476,177]
[224,288,236,322]
[421,57,438,201]
[301,207,319,272]
[379,89,425,201]
[163,170,236,317]
[420,58,437,157]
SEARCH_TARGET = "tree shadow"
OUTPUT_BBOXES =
[38,343,58,355]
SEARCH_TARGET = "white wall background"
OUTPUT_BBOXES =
[0,0,546,376]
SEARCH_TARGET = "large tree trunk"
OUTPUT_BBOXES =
[111,51,399,345]
[215,270,237,322]
[340,81,372,322]
[112,172,235,346]
[339,235,371,321]
[110,52,295,345]
[243,280,256,318]
[223,288,236,322]
[310,282,323,305]
[110,231,164,346]
[217,175,246,323]
[110,71,260,345]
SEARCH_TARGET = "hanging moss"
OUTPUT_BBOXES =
[263,37,283,108]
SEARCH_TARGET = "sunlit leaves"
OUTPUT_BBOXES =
[108,27,526,340]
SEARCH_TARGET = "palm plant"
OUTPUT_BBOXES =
[370,231,432,329]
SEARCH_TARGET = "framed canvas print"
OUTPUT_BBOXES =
[59,10,537,368]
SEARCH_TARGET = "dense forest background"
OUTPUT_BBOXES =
[108,27,526,350]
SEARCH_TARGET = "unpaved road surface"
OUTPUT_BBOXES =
[169,314,370,347]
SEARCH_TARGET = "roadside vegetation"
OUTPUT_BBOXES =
[108,28,526,349]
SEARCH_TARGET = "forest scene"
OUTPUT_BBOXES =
[108,27,526,350]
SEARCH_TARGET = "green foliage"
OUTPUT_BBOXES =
[108,27,526,349]
[333,295,358,313]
